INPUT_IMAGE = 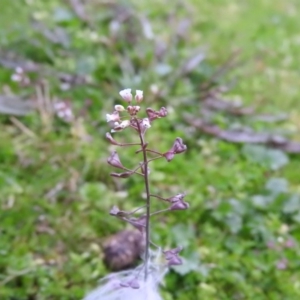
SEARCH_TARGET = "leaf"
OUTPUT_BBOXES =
[172,252,205,276]
[265,178,288,195]
[154,64,172,76]
[292,212,300,223]
[53,7,74,23]
[282,194,300,214]
[225,213,242,234]
[242,145,289,170]
[252,195,274,209]
[228,198,246,215]
[171,224,195,248]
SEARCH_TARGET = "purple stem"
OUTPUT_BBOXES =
[150,194,169,202]
[135,118,151,281]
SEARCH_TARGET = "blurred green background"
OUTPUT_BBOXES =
[1,0,300,299]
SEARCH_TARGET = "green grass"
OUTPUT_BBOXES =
[1,0,300,299]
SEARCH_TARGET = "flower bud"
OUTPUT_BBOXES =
[109,205,129,217]
[167,193,186,203]
[129,118,151,135]
[105,132,119,145]
[110,205,120,216]
[163,151,175,162]
[170,200,189,211]
[172,137,187,154]
[127,105,141,116]
[163,137,187,161]
[163,246,183,266]
[135,90,143,103]
[107,151,124,169]
[114,104,125,112]
[146,107,168,122]
[125,215,147,232]
[119,88,132,102]
[167,256,183,266]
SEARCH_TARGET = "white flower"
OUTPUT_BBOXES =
[106,111,120,122]
[119,88,132,102]
[114,104,125,112]
[142,118,151,129]
[135,90,143,103]
[111,120,130,133]
[120,120,130,128]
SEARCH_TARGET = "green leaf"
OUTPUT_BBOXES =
[282,194,300,214]
[265,177,289,195]
[252,195,273,209]
[242,145,289,170]
[172,252,206,276]
[171,224,196,248]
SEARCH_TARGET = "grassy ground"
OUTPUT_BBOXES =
[1,0,300,299]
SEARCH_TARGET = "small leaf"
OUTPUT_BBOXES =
[172,224,195,248]
[252,195,274,209]
[282,194,300,214]
[226,214,242,234]
[172,252,204,276]
[265,178,288,195]
[53,7,74,22]
[242,145,289,170]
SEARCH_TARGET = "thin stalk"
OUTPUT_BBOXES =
[150,194,169,202]
[135,118,151,281]
[150,208,170,216]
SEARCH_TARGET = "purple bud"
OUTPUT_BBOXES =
[171,137,187,154]
[127,105,141,116]
[170,200,189,211]
[109,205,130,217]
[146,107,168,122]
[158,107,168,118]
[163,246,183,266]
[163,138,187,162]
[130,118,151,135]
[105,132,119,145]
[164,246,183,258]
[163,151,175,162]
[167,193,186,203]
[167,256,183,266]
[107,151,124,169]
[110,171,133,178]
[110,205,120,216]
[125,215,147,232]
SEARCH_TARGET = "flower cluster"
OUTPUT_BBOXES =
[106,89,147,133]
[104,88,188,288]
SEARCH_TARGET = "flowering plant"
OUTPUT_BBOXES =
[85,88,188,299]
